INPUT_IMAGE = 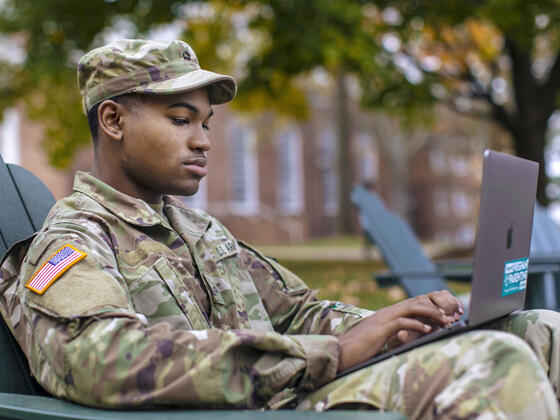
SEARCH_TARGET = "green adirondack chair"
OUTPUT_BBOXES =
[351,185,463,297]
[351,185,560,311]
[524,204,560,310]
[0,155,405,419]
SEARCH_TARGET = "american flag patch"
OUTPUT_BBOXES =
[26,244,87,295]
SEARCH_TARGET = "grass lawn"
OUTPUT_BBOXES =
[279,259,471,310]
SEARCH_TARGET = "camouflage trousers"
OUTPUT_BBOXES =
[297,309,560,419]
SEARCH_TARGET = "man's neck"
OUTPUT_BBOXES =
[91,156,162,204]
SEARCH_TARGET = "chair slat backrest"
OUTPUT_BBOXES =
[0,157,55,260]
[0,156,35,259]
[352,185,447,296]
[7,164,55,230]
[530,204,560,259]
[0,154,54,396]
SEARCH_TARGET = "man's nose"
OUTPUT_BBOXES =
[189,126,210,152]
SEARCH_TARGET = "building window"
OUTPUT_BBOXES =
[356,132,379,184]
[180,177,207,210]
[429,149,447,175]
[0,107,21,164]
[433,189,449,216]
[230,121,259,215]
[318,129,339,216]
[450,155,471,177]
[456,224,475,246]
[276,126,304,215]
[451,191,471,217]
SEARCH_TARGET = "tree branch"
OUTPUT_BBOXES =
[506,37,536,120]
[444,98,494,121]
[470,88,516,135]
[539,49,560,117]
[399,45,516,135]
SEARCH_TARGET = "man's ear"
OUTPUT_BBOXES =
[98,100,125,142]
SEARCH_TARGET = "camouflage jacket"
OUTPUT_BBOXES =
[0,171,371,409]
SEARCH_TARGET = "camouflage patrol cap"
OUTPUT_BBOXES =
[77,39,237,114]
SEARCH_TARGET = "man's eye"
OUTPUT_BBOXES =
[172,118,189,125]
[203,123,210,132]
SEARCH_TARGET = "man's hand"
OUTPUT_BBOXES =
[337,290,463,373]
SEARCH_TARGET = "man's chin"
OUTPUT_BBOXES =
[169,182,200,198]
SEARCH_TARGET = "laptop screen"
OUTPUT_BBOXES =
[468,150,538,326]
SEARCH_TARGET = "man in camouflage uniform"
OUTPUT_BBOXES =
[1,39,560,419]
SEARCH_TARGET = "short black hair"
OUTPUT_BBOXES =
[87,93,144,145]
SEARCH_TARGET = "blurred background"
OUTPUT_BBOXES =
[1,0,559,308]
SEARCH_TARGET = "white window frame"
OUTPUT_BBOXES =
[1,107,21,164]
[450,155,470,177]
[230,121,259,215]
[433,189,449,217]
[451,190,471,217]
[429,149,447,175]
[357,132,379,183]
[276,126,304,215]
[318,129,339,216]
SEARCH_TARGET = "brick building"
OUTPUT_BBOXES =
[0,97,502,246]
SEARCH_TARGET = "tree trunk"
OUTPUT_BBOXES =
[336,71,355,233]
[510,123,549,206]
[502,38,551,206]
[382,126,411,219]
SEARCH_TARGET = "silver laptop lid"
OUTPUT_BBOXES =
[468,150,539,326]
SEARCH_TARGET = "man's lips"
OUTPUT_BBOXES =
[183,157,207,177]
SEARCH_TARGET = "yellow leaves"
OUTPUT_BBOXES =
[440,26,458,46]
[423,26,436,42]
[438,19,501,64]
[466,20,502,61]
[23,73,90,168]
[409,17,502,89]
[233,79,309,120]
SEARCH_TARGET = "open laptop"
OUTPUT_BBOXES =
[337,149,539,379]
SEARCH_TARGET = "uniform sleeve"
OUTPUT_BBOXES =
[5,222,338,409]
[238,241,374,337]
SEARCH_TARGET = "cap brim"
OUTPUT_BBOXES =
[137,69,237,105]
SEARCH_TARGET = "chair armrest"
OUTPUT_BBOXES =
[528,261,560,274]
[438,258,560,278]
[529,255,560,265]
[374,268,472,286]
[438,267,472,282]
[436,257,473,270]
[374,272,401,287]
[0,392,406,420]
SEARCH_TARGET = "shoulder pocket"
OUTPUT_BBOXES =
[238,240,308,295]
[25,251,132,319]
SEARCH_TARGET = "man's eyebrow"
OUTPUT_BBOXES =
[167,102,214,118]
[167,102,199,114]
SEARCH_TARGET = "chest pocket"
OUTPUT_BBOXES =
[128,257,209,330]
[196,240,274,331]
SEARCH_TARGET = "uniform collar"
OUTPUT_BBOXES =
[163,195,211,247]
[73,171,162,226]
[72,171,211,239]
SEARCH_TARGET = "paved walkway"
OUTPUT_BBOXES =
[257,242,471,262]
[258,244,382,261]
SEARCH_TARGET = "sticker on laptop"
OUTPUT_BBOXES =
[502,257,529,297]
